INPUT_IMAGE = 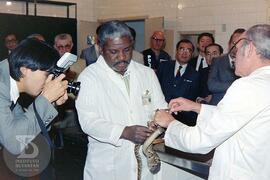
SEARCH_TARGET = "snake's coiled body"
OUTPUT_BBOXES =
[134,127,165,180]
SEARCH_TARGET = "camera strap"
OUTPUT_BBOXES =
[33,101,54,149]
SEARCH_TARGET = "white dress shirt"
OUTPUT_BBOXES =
[195,54,208,71]
[174,61,187,77]
[76,56,167,180]
[9,76,19,103]
[165,65,270,180]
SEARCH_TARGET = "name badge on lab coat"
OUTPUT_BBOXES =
[142,90,151,105]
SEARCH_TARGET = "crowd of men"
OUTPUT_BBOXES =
[1,21,270,180]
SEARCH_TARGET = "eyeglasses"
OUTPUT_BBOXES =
[152,37,165,42]
[56,44,72,50]
[5,39,17,45]
[177,47,193,54]
[229,38,251,54]
[206,51,220,57]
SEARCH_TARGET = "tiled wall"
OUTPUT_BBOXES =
[92,0,269,52]
[1,0,269,52]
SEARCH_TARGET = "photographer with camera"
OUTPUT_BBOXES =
[0,38,68,157]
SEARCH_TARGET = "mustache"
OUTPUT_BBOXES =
[113,60,130,66]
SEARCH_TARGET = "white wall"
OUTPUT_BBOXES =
[92,0,269,52]
[1,0,269,52]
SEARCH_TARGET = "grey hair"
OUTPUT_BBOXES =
[246,24,270,59]
[98,20,134,48]
[54,33,73,44]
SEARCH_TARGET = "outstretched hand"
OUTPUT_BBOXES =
[153,109,175,128]
[121,125,153,144]
[169,97,201,114]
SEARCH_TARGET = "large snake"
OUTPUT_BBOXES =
[134,127,165,180]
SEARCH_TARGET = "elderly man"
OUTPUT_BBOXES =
[142,31,171,71]
[76,20,167,180]
[54,33,85,79]
[154,24,270,180]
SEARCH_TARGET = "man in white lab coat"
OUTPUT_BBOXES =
[154,24,270,180]
[76,20,167,180]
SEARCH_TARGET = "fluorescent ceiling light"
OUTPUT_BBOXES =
[6,1,12,6]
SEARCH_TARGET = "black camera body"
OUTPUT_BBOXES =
[52,52,81,96]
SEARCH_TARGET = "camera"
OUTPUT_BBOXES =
[52,52,81,96]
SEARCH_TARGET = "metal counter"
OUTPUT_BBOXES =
[153,143,213,179]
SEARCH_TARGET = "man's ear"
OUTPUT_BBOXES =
[98,45,103,55]
[19,67,28,78]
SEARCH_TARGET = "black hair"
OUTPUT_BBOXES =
[96,24,102,35]
[197,32,215,43]
[8,38,60,81]
[3,33,17,41]
[205,43,224,54]
[176,39,195,52]
[229,28,246,44]
[129,27,136,40]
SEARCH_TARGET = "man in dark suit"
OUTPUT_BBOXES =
[189,32,215,72]
[208,28,245,105]
[157,39,200,126]
[80,44,99,66]
[197,43,223,103]
[80,25,101,66]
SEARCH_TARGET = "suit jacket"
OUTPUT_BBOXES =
[207,54,238,105]
[0,59,58,154]
[142,48,171,71]
[189,56,198,70]
[157,60,200,125]
[199,66,211,98]
[80,45,98,66]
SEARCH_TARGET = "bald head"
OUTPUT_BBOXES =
[151,31,165,52]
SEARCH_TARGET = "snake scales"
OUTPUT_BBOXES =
[134,127,165,180]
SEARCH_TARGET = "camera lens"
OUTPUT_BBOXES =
[67,81,81,96]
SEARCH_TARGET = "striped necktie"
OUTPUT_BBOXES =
[176,65,182,78]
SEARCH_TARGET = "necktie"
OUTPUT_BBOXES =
[176,65,182,78]
[10,101,16,111]
[199,58,204,70]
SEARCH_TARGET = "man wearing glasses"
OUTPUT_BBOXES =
[54,33,86,80]
[154,24,270,180]
[0,33,18,60]
[157,39,200,126]
[142,31,171,71]
[207,28,245,105]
